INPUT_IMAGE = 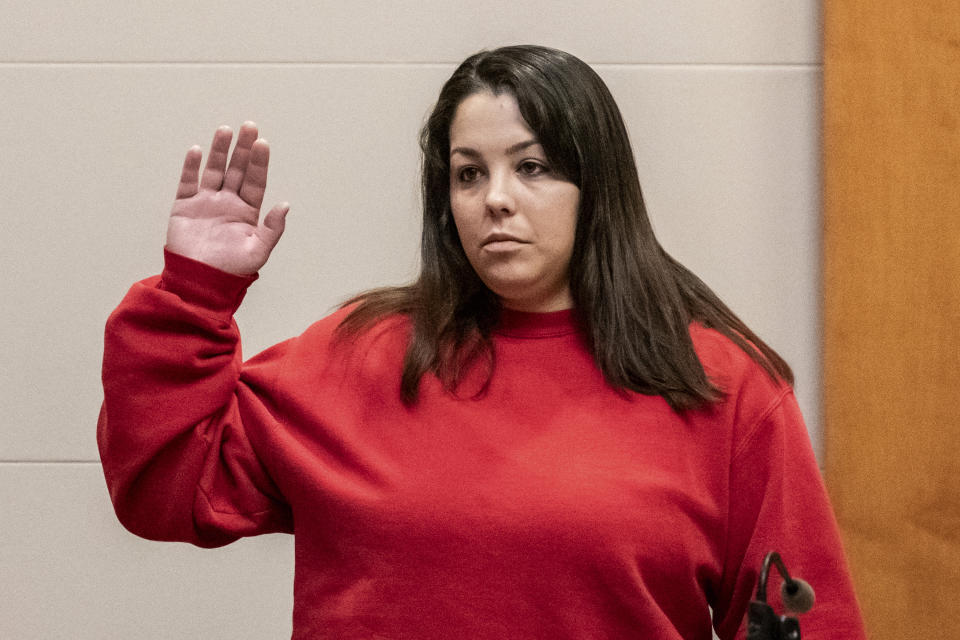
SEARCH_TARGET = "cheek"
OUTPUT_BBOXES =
[450,197,481,244]
[547,192,579,252]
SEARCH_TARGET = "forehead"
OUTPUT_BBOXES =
[449,91,537,150]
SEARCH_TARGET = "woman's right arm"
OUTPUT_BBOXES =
[97,123,293,547]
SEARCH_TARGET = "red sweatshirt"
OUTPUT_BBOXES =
[98,250,866,639]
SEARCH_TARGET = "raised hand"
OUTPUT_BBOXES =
[166,122,289,275]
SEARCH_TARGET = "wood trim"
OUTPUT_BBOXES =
[822,1,960,636]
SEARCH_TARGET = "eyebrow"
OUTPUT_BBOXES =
[450,139,541,159]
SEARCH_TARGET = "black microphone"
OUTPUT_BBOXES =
[781,576,815,615]
[745,551,816,640]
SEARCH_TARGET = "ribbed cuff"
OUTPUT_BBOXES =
[159,248,259,318]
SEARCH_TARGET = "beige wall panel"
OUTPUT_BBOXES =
[0,463,294,638]
[0,1,819,64]
[0,65,822,461]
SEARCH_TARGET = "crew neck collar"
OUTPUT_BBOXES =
[494,307,580,338]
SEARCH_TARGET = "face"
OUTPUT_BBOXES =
[448,91,580,313]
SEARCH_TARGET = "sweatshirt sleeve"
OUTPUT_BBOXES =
[97,249,293,548]
[711,390,867,639]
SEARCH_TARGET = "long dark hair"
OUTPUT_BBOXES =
[339,44,792,411]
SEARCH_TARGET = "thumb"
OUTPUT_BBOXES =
[260,202,290,247]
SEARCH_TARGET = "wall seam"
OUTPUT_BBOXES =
[0,61,823,69]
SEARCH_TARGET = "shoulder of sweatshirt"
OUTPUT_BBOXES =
[686,323,796,445]
[240,304,412,389]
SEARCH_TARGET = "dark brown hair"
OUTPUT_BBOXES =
[339,45,792,411]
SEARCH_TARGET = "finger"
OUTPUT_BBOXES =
[199,125,233,191]
[175,145,203,199]
[260,202,290,248]
[239,138,270,209]
[222,121,259,193]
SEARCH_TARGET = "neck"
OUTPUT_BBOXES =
[499,289,573,313]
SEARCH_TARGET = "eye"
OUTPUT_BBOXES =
[518,160,549,177]
[456,166,482,183]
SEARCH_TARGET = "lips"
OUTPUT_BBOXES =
[481,232,528,247]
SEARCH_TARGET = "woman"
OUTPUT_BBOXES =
[98,45,866,639]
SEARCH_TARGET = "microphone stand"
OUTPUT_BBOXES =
[745,552,806,640]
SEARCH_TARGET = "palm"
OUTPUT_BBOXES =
[166,123,289,275]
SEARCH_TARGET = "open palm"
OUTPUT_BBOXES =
[167,122,289,275]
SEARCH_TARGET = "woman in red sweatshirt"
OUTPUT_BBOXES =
[98,45,867,639]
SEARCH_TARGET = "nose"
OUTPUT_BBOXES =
[484,169,515,217]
